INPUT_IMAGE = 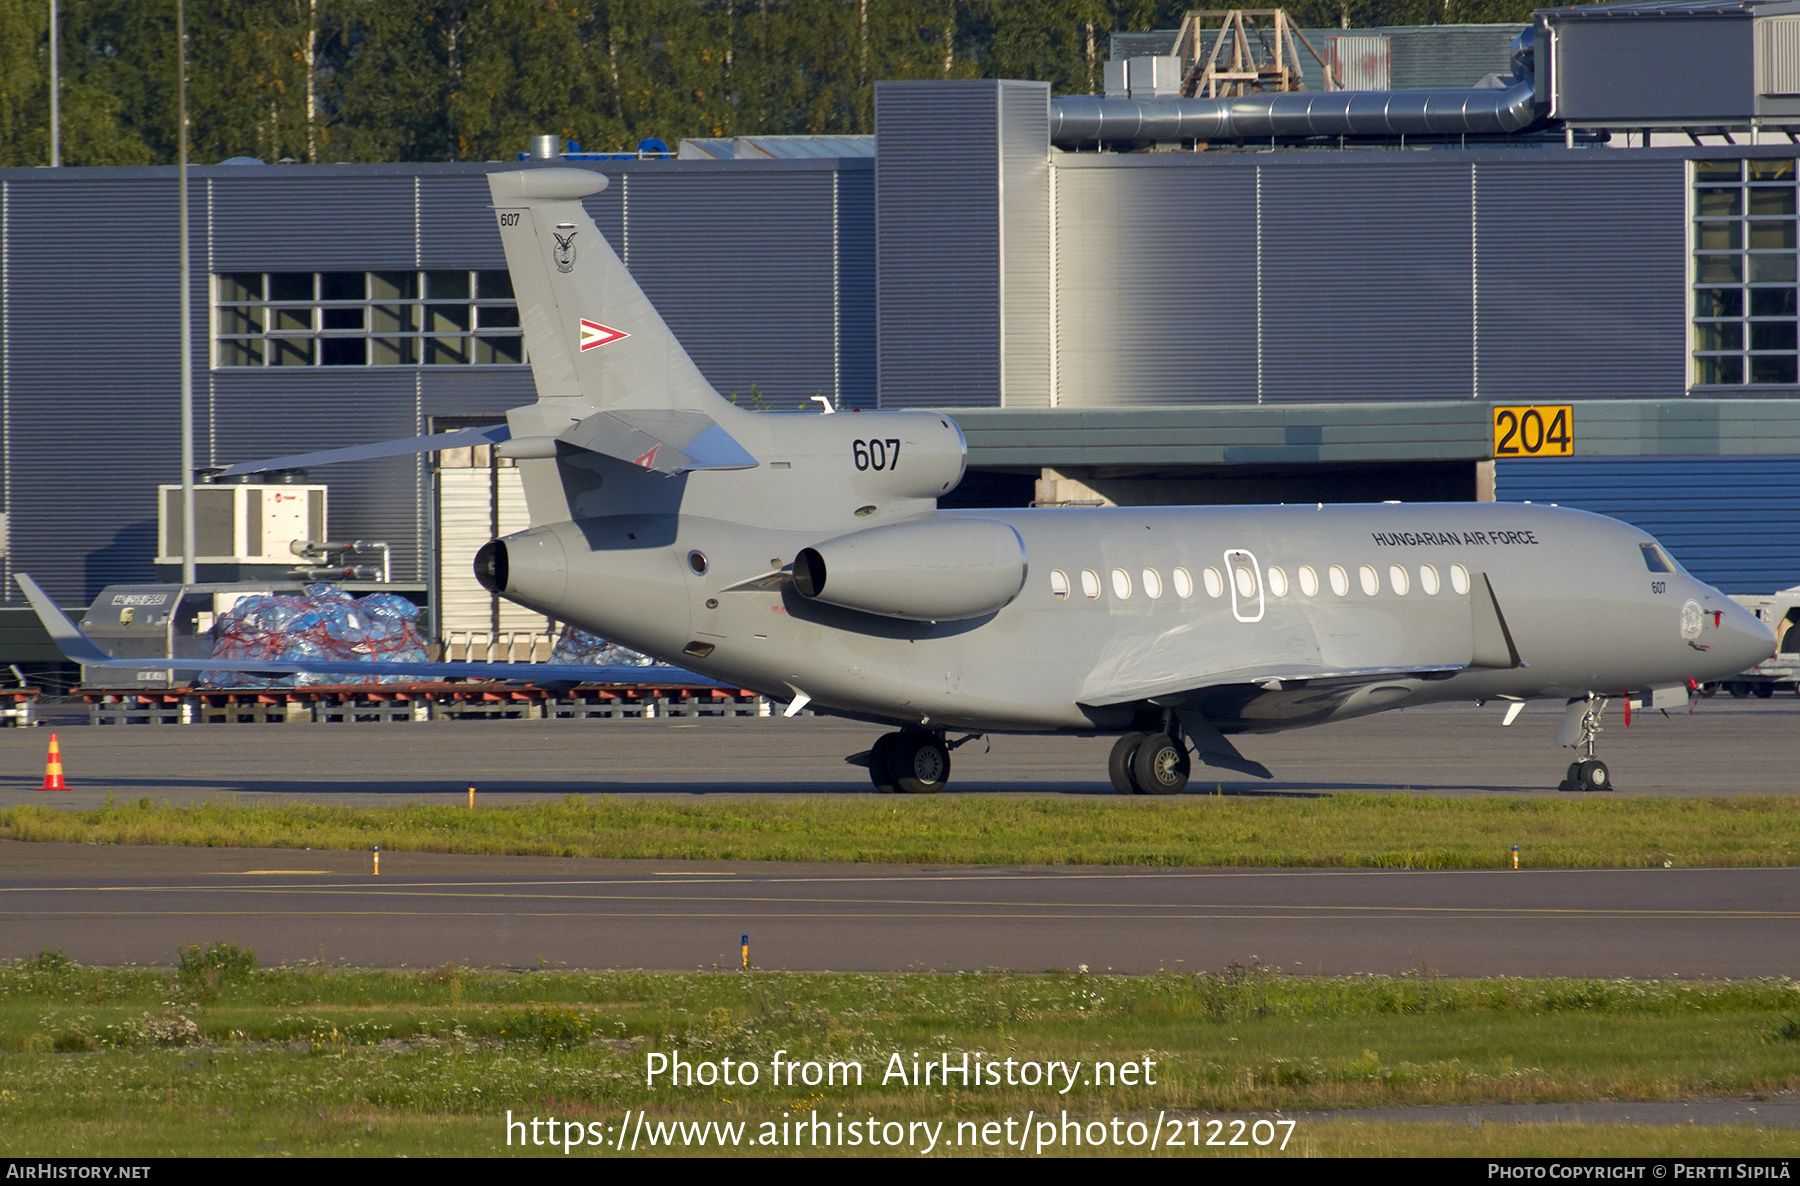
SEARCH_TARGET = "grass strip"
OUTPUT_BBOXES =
[3,793,1799,868]
[3,953,1798,1157]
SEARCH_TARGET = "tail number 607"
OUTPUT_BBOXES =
[852,439,902,471]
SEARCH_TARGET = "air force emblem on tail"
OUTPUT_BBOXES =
[578,319,629,351]
[552,230,577,273]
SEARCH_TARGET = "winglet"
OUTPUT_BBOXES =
[15,574,113,665]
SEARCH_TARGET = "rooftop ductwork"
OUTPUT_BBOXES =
[1050,78,1545,147]
[1051,26,1549,147]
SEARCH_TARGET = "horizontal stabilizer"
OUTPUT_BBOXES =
[218,425,511,477]
[15,574,707,687]
[558,409,757,474]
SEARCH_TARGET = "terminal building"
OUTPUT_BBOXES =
[2,0,1799,667]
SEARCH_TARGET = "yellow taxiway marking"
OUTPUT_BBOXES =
[204,871,333,875]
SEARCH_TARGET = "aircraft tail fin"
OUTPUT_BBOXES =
[487,169,724,417]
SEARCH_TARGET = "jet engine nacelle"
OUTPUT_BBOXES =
[792,517,1027,622]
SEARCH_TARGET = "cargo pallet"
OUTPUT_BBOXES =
[82,684,781,725]
[0,689,36,727]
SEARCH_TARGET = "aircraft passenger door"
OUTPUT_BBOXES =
[1225,549,1265,623]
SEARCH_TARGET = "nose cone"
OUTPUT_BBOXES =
[1703,598,1776,679]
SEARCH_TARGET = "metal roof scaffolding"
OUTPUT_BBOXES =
[1172,9,1337,97]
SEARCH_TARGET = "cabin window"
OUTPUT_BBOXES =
[1388,564,1410,595]
[1172,567,1194,598]
[1266,566,1289,597]
[1142,569,1164,599]
[1050,569,1070,600]
[1450,563,1471,595]
[1359,564,1380,596]
[1233,565,1255,598]
[1202,567,1224,598]
[1111,568,1133,599]
[1419,564,1440,595]
[1081,569,1102,600]
[1328,565,1349,596]
[1298,565,1319,597]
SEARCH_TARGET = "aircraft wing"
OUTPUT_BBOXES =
[1077,661,1466,709]
[16,575,707,686]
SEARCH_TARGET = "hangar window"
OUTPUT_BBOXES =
[214,270,524,369]
[1050,569,1070,600]
[1081,569,1101,600]
[1172,567,1193,598]
[1692,159,1798,388]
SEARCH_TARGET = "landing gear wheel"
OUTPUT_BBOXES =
[867,732,902,794]
[1108,732,1149,795]
[1130,733,1191,795]
[1575,758,1612,792]
[1728,682,1750,698]
[1754,684,1775,699]
[891,732,950,794]
[1558,762,1582,793]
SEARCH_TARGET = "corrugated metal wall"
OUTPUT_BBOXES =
[1474,159,1686,402]
[1000,82,1053,408]
[1050,151,1688,408]
[1261,159,1474,402]
[1053,164,1256,405]
[1496,456,1800,593]
[875,81,1003,408]
[0,159,873,604]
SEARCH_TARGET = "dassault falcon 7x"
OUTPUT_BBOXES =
[23,168,1775,795]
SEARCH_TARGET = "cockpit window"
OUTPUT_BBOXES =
[1640,543,1676,573]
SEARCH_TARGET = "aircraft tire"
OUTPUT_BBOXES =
[868,733,902,794]
[1108,732,1149,795]
[1754,683,1775,699]
[1728,682,1750,698]
[891,733,950,794]
[1576,759,1611,792]
[1131,733,1191,796]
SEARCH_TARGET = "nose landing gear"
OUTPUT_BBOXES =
[1557,693,1615,793]
[850,730,981,793]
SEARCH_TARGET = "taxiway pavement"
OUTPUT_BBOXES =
[1,842,1793,977]
[0,697,1793,808]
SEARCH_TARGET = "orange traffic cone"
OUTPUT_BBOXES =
[41,733,66,791]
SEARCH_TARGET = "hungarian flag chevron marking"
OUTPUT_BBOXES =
[578,319,629,351]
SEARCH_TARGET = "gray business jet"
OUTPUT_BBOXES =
[22,168,1775,795]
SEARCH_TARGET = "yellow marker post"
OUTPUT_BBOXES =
[469,786,475,808]
[741,934,750,971]
[1511,844,1519,870]
[373,845,381,876]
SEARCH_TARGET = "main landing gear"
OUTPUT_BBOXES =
[1558,693,1614,794]
[853,729,983,793]
[1108,731,1192,795]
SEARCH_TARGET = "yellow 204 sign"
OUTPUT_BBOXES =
[1492,405,1573,458]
